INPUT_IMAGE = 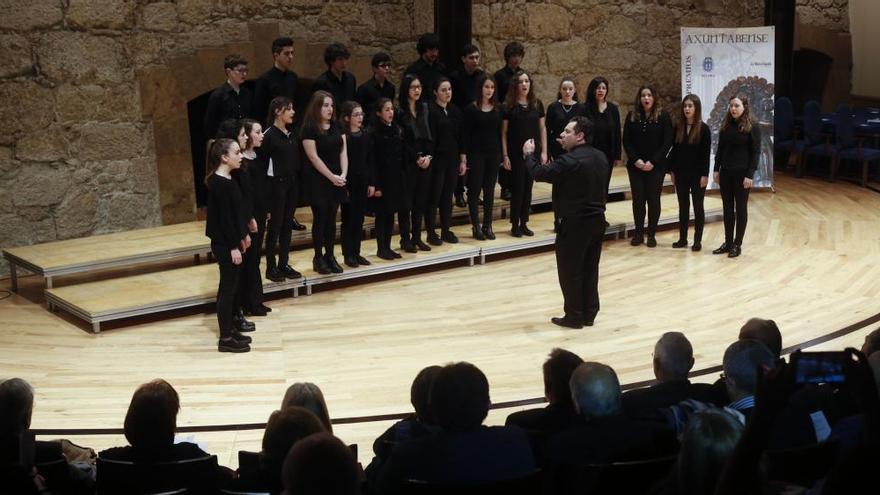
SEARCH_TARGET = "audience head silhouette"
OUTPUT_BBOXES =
[282,432,359,495]
[261,406,326,469]
[676,409,744,495]
[862,327,880,357]
[0,378,33,435]
[124,379,180,454]
[543,348,584,408]
[653,332,695,382]
[282,383,333,433]
[430,362,490,431]
[410,365,441,424]
[722,340,776,401]
[739,318,782,358]
[570,362,622,419]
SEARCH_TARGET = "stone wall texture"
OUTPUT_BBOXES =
[796,0,849,34]
[0,0,430,277]
[472,0,764,121]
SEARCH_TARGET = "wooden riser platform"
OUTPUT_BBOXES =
[3,168,650,291]
[45,195,721,332]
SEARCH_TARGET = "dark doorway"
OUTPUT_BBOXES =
[435,0,472,73]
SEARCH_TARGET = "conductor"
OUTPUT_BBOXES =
[524,116,609,329]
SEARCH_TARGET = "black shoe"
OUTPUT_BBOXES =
[712,243,730,255]
[377,250,396,260]
[500,188,512,201]
[265,267,284,282]
[291,218,307,231]
[511,226,523,237]
[415,239,432,251]
[551,316,584,329]
[728,245,742,258]
[646,236,657,248]
[521,225,534,237]
[630,234,643,246]
[441,230,459,244]
[232,331,252,344]
[482,226,496,240]
[259,304,272,313]
[472,226,486,240]
[672,239,688,248]
[246,306,268,317]
[390,250,402,259]
[344,256,359,268]
[281,265,302,279]
[325,255,343,273]
[401,241,418,253]
[234,316,255,333]
[427,233,443,246]
[691,243,702,252]
[219,337,250,353]
[313,255,331,274]
[355,255,371,265]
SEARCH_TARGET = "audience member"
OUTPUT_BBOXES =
[862,326,880,357]
[370,365,441,462]
[227,406,325,493]
[722,339,777,422]
[282,432,360,495]
[282,382,333,433]
[622,332,724,418]
[739,317,783,359]
[506,348,583,435]
[373,362,536,493]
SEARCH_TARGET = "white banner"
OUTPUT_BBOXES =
[681,26,775,189]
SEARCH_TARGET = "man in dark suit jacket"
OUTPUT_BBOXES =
[373,362,536,493]
[541,362,676,494]
[622,332,726,419]
[506,348,583,437]
[525,116,609,329]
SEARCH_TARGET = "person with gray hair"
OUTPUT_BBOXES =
[722,339,776,421]
[0,378,34,436]
[622,332,725,418]
[541,362,676,491]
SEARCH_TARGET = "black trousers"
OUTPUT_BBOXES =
[427,157,458,233]
[498,167,510,190]
[375,212,396,253]
[403,165,431,242]
[341,175,367,257]
[239,213,264,312]
[556,216,606,322]
[467,152,500,228]
[627,166,665,237]
[674,176,706,244]
[719,169,750,246]
[213,243,241,339]
[509,156,534,227]
[265,177,298,269]
[311,199,339,258]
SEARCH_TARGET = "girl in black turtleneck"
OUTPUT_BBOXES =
[339,102,372,268]
[369,98,407,260]
[584,76,622,194]
[397,74,434,253]
[623,85,673,248]
[712,95,761,259]
[461,73,502,240]
[669,95,711,252]
[427,77,464,246]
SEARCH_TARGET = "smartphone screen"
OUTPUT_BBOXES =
[792,352,848,384]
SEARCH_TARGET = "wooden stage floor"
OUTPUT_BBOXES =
[1,173,880,467]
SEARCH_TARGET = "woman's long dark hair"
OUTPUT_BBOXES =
[204,138,236,187]
[675,94,704,145]
[720,94,754,133]
[472,72,498,110]
[399,73,421,116]
[630,85,660,123]
[555,75,578,102]
[504,70,538,112]
[302,90,334,136]
[585,76,609,115]
[266,96,293,128]
[338,101,362,136]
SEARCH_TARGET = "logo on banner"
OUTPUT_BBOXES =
[703,57,714,72]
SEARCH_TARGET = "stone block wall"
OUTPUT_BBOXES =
[472,0,764,119]
[797,0,849,34]
[0,0,431,277]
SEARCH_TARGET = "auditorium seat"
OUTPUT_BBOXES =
[96,454,219,494]
[575,455,676,495]
[400,469,542,495]
[762,438,840,488]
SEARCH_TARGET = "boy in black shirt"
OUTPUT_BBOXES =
[204,54,253,141]
[312,43,357,108]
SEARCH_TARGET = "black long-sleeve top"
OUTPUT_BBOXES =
[345,129,372,179]
[405,58,447,102]
[203,82,253,140]
[450,68,485,109]
[586,102,622,163]
[398,103,433,167]
[206,173,247,250]
[428,102,462,162]
[545,101,586,158]
[243,153,268,216]
[312,70,357,107]
[525,144,608,220]
[231,166,254,224]
[461,104,502,156]
[356,77,396,115]
[669,122,712,179]
[258,125,301,178]
[623,110,673,170]
[253,66,298,123]
[714,121,761,178]
[368,122,405,210]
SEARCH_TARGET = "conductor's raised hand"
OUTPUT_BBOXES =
[522,138,536,155]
